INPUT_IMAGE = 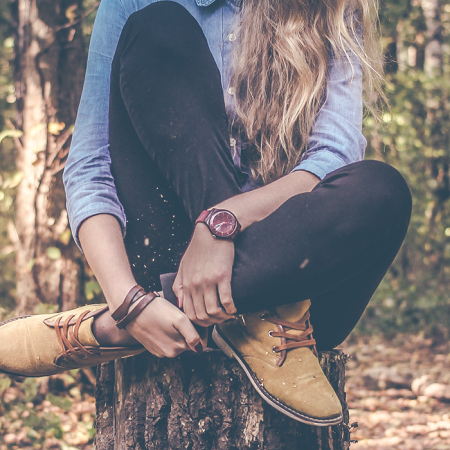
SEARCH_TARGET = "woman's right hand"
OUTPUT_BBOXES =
[124,296,203,358]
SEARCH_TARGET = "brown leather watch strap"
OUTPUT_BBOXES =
[111,284,146,322]
[195,209,211,225]
[116,292,159,330]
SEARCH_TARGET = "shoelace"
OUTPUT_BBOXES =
[53,310,101,365]
[262,310,318,366]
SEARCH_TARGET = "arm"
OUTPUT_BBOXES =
[79,214,202,356]
[67,0,201,356]
[63,0,129,250]
[174,170,320,326]
[214,170,320,231]
[175,32,366,326]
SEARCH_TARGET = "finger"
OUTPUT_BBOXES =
[173,270,184,309]
[183,292,197,323]
[189,283,211,326]
[192,298,210,326]
[218,279,237,315]
[173,315,203,353]
[163,341,190,358]
[204,286,233,322]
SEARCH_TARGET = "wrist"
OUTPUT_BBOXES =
[106,279,139,311]
[213,198,251,231]
[195,208,241,239]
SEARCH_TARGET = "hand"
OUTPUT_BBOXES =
[173,224,237,327]
[125,295,203,358]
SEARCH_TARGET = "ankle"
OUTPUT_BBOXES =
[92,309,139,347]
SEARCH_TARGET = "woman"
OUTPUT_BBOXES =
[0,0,411,426]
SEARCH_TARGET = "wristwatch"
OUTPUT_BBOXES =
[195,208,241,239]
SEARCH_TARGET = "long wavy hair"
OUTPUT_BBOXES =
[230,0,383,184]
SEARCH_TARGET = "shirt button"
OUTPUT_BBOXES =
[230,138,236,147]
[227,87,235,95]
[228,33,237,42]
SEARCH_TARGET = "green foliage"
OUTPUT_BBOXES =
[357,1,450,336]
[46,393,73,412]
[0,0,17,311]
[0,0,99,312]
[0,374,95,448]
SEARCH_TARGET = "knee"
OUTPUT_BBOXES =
[353,160,412,235]
[121,2,203,53]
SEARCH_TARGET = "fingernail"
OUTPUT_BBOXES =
[195,343,203,353]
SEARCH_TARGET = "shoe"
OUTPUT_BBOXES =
[0,304,145,377]
[212,299,343,426]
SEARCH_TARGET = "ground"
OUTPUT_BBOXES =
[342,334,450,450]
[0,334,449,449]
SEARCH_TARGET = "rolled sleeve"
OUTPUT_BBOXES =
[64,145,127,249]
[63,0,131,251]
[294,150,347,181]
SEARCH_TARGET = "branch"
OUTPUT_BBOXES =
[56,3,100,31]
[5,119,24,153]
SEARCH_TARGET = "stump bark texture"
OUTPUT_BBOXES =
[95,349,350,450]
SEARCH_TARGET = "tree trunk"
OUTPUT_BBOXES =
[11,0,86,314]
[96,350,350,450]
[420,0,442,77]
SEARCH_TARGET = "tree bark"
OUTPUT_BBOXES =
[96,350,350,450]
[11,0,86,314]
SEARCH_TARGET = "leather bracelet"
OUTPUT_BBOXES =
[116,292,159,330]
[111,284,146,322]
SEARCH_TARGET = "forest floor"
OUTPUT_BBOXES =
[0,333,449,449]
[342,333,450,450]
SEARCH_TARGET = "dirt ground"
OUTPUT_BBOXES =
[342,334,450,450]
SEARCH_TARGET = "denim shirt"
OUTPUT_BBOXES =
[63,0,367,250]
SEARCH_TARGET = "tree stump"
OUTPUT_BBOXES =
[95,349,350,450]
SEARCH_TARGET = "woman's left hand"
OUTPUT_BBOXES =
[173,223,237,327]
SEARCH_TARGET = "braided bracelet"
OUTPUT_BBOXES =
[112,284,160,329]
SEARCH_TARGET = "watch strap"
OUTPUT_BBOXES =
[195,209,212,225]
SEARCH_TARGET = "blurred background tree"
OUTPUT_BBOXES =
[362,0,450,337]
[0,0,449,330]
[0,0,99,319]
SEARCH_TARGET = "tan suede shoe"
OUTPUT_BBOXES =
[212,300,343,426]
[0,304,145,377]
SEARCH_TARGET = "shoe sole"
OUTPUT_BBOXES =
[212,325,343,427]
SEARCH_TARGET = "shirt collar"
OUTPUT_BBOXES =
[196,0,241,7]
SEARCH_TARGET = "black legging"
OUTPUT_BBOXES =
[107,1,412,350]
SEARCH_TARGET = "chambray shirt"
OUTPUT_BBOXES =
[63,0,367,250]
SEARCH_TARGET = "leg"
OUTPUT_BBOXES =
[229,160,412,349]
[109,2,241,292]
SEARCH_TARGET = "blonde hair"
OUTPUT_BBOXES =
[230,0,384,184]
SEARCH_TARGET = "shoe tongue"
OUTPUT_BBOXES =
[68,317,100,347]
[275,299,311,323]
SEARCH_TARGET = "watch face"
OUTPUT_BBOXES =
[209,210,237,238]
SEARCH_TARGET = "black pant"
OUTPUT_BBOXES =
[108,2,412,350]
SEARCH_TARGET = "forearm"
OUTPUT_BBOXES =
[78,214,136,310]
[215,170,320,231]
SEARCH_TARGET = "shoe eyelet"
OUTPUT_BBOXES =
[268,330,273,338]
[272,346,277,353]
[260,313,268,319]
